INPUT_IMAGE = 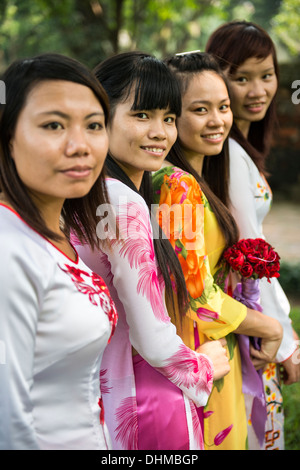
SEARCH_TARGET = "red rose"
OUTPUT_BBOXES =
[240,262,253,278]
[238,239,252,255]
[253,261,267,278]
[231,251,245,270]
[223,238,280,281]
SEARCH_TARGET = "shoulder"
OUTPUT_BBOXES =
[153,165,193,183]
[104,178,152,240]
[153,166,203,205]
[105,177,148,210]
[0,205,55,282]
[228,138,256,172]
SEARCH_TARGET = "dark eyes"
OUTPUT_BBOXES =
[42,122,104,130]
[133,112,176,123]
[43,122,62,130]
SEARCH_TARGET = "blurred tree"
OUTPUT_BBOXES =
[0,0,299,71]
[271,0,300,56]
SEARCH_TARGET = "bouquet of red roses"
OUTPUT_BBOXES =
[223,238,281,446]
[223,238,280,283]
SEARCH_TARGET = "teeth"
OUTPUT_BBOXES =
[204,134,222,139]
[143,147,164,153]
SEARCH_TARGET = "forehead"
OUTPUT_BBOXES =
[184,71,228,98]
[235,54,275,72]
[23,80,102,112]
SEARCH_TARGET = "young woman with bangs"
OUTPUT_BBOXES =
[75,51,230,451]
[206,20,300,450]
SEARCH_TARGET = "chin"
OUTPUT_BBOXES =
[144,161,165,172]
[205,145,224,156]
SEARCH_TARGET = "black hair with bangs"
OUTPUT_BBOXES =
[94,51,181,118]
[94,51,189,318]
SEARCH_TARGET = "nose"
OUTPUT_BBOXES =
[65,128,90,157]
[148,118,167,140]
[247,79,267,98]
[207,109,224,128]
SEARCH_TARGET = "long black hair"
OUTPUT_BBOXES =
[0,53,110,249]
[206,20,279,174]
[94,51,189,316]
[164,52,239,256]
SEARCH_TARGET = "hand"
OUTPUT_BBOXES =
[250,318,283,370]
[280,346,300,385]
[197,338,230,381]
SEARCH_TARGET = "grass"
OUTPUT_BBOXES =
[282,304,300,450]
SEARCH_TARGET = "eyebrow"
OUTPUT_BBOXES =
[191,98,230,105]
[37,110,105,119]
[235,66,275,75]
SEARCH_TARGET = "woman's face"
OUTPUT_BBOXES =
[177,71,233,160]
[225,54,278,136]
[107,89,178,188]
[10,80,108,208]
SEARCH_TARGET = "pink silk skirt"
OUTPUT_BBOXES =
[133,354,190,450]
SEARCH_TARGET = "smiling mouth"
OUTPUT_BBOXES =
[245,102,266,109]
[141,146,166,155]
[202,133,224,141]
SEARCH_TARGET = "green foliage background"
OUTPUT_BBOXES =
[0,0,299,450]
[0,0,299,71]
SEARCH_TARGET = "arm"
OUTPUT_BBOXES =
[235,307,283,366]
[153,167,247,340]
[0,241,41,450]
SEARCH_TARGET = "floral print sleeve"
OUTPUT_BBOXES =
[152,166,247,340]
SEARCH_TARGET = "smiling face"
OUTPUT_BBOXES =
[108,90,178,188]
[10,80,109,211]
[225,54,278,137]
[176,71,233,168]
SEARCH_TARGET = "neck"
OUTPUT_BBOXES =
[184,152,205,176]
[30,193,65,237]
[235,118,250,139]
[110,157,144,190]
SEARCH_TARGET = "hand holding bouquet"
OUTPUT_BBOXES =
[223,238,281,445]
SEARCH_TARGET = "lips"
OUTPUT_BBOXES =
[245,102,266,111]
[61,165,93,178]
[141,146,166,155]
[201,133,224,143]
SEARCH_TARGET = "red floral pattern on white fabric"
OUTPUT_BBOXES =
[111,201,170,323]
[156,343,213,397]
[114,396,138,450]
[59,264,118,342]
